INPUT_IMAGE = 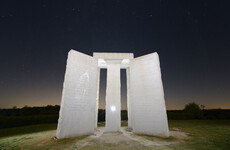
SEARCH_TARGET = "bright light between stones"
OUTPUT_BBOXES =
[111,106,116,112]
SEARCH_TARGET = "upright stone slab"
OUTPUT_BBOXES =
[57,50,98,139]
[130,52,169,137]
[105,63,121,132]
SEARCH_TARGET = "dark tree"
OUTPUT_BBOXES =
[200,105,205,110]
[184,102,203,119]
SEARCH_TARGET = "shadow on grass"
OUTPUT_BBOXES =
[0,124,57,138]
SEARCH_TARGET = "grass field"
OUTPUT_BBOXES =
[0,120,230,150]
[167,120,230,150]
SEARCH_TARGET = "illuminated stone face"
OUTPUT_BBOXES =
[56,50,169,139]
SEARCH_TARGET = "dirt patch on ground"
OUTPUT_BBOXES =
[71,127,189,150]
[37,137,51,146]
[170,131,189,140]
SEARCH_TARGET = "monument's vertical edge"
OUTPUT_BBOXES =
[126,67,132,129]
[95,68,100,128]
[154,53,169,137]
[56,50,98,139]
[130,52,169,137]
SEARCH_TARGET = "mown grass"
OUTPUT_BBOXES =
[0,120,229,150]
[0,124,57,138]
[138,133,178,142]
[168,120,230,150]
[0,130,88,150]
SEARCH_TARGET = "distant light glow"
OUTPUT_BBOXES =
[111,106,116,112]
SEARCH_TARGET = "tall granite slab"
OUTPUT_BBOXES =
[105,63,121,132]
[129,52,169,137]
[57,50,98,139]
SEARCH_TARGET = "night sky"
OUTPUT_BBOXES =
[0,0,230,110]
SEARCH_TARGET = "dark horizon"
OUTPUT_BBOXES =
[1,104,230,111]
[0,1,230,110]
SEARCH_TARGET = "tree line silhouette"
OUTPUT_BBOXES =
[0,103,229,129]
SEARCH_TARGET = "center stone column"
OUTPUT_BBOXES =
[105,62,121,132]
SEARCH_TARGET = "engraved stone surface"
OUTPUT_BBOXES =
[129,52,169,137]
[57,50,98,139]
